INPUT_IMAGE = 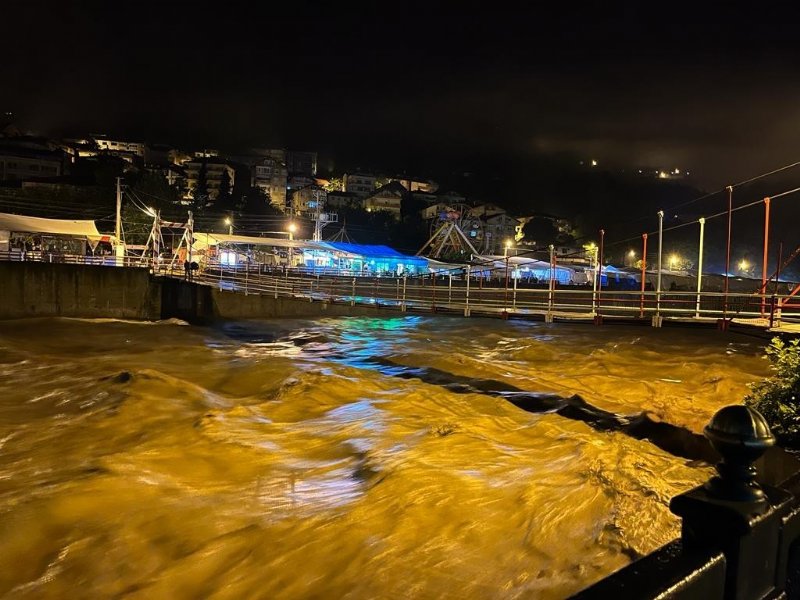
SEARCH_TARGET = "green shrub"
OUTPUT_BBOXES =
[745,337,800,445]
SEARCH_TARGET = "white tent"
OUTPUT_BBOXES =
[0,212,100,237]
[0,212,117,253]
[475,254,577,284]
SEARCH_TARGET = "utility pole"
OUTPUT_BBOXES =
[312,188,326,241]
[695,217,705,318]
[187,210,194,280]
[115,177,122,240]
[655,210,664,326]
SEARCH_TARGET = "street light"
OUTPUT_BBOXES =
[669,254,679,270]
[287,222,297,269]
[504,239,512,257]
[739,259,750,272]
[224,217,233,235]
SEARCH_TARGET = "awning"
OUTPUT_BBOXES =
[0,212,100,237]
[192,233,320,252]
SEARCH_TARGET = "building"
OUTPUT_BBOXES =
[363,182,404,219]
[389,176,438,193]
[145,163,186,189]
[0,136,65,181]
[92,136,145,157]
[436,190,467,205]
[326,191,360,209]
[411,191,438,205]
[469,203,506,218]
[288,174,315,191]
[0,150,63,181]
[420,202,458,221]
[291,185,327,216]
[184,158,235,202]
[484,213,522,254]
[285,150,317,177]
[252,157,288,209]
[343,172,377,198]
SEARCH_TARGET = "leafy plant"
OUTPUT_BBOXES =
[745,337,800,445]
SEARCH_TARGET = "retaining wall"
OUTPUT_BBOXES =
[0,262,161,320]
[0,263,388,322]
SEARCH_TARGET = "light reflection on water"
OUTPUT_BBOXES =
[0,316,771,598]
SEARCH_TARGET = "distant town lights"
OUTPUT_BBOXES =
[591,159,598,167]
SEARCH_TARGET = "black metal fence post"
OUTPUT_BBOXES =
[572,405,800,600]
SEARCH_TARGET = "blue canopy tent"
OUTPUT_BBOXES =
[318,242,429,276]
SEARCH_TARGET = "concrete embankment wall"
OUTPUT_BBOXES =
[160,277,384,323]
[0,262,161,320]
[0,262,386,322]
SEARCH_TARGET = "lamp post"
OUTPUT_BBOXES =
[287,222,297,268]
[224,217,233,235]
[656,210,664,325]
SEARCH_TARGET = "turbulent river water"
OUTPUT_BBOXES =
[0,316,772,599]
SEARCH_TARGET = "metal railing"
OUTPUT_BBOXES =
[169,266,800,327]
[572,406,800,600]
[2,251,798,327]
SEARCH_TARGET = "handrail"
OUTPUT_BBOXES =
[2,251,798,326]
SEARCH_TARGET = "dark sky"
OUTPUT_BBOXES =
[4,2,800,193]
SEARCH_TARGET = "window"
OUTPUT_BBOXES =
[29,164,40,171]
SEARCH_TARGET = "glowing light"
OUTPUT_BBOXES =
[628,250,636,257]
[287,222,297,233]
[658,171,668,179]
[739,259,750,271]
[669,254,679,269]
[224,217,232,225]
[505,239,512,248]
[591,159,598,167]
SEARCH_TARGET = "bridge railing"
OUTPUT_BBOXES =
[571,406,800,600]
[2,250,797,326]
[170,266,800,326]
[0,250,144,268]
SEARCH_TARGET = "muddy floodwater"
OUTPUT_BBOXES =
[0,316,770,598]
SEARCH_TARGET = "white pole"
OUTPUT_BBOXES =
[512,269,517,309]
[402,275,407,312]
[695,217,705,318]
[656,210,664,318]
[115,177,122,240]
[465,264,471,316]
[152,210,160,272]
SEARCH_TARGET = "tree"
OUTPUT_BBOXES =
[192,159,209,212]
[130,171,182,206]
[324,177,343,192]
[522,218,560,247]
[216,168,232,210]
[745,337,800,446]
[240,186,282,216]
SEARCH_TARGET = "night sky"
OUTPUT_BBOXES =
[4,2,800,200]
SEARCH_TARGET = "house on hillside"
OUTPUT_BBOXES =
[363,181,404,219]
